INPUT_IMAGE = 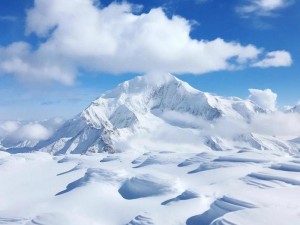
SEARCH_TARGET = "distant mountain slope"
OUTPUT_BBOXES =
[287,104,300,113]
[7,74,299,155]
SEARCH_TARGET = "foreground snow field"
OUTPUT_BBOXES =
[1,148,300,225]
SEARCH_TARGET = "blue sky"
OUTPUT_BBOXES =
[0,0,299,120]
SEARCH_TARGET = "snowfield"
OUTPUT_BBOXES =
[1,148,300,225]
[1,74,300,224]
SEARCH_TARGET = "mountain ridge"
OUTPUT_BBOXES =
[6,74,299,155]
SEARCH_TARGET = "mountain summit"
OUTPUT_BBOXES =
[8,74,298,154]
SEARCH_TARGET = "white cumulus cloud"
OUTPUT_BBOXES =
[248,88,277,111]
[14,123,51,141]
[0,0,293,85]
[252,50,292,68]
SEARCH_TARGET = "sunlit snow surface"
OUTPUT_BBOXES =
[0,148,300,225]
[1,74,300,224]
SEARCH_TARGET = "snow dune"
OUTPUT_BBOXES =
[247,172,300,186]
[57,168,124,195]
[0,148,299,224]
[270,162,300,172]
[177,152,216,167]
[118,175,175,200]
[186,196,256,225]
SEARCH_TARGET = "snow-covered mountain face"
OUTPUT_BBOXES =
[287,104,300,113]
[7,74,299,155]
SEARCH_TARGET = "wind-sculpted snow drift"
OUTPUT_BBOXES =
[6,74,300,155]
[186,196,257,225]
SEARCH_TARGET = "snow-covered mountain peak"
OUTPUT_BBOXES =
[100,73,198,99]
[86,73,264,122]
[83,73,211,122]
[8,73,297,155]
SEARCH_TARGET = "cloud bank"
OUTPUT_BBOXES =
[0,0,292,85]
[158,88,300,139]
[160,109,300,139]
[0,118,64,148]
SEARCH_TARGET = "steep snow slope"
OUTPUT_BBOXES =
[7,74,298,155]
